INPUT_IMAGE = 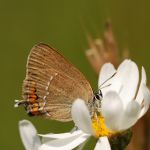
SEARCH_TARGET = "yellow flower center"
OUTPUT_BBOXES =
[92,114,115,138]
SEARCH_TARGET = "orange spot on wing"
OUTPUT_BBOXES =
[27,86,38,103]
[32,107,39,115]
[28,94,38,103]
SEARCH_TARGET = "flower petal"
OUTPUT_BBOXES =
[136,67,147,104]
[39,133,89,150]
[139,84,150,118]
[118,101,141,130]
[19,120,41,150]
[71,99,95,135]
[94,137,111,150]
[101,91,123,131]
[116,59,139,107]
[98,63,116,87]
[39,130,83,143]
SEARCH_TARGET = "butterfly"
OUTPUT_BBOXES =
[15,43,113,121]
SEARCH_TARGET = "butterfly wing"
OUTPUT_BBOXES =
[22,43,93,121]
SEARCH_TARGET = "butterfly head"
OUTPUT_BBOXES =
[94,90,103,101]
[92,90,103,112]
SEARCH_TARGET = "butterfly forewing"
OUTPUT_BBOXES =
[22,43,93,121]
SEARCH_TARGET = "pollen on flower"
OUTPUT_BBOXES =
[92,114,115,138]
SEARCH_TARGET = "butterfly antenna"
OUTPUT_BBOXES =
[94,72,116,94]
[99,72,117,89]
[100,84,111,90]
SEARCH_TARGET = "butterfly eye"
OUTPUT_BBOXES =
[95,94,101,100]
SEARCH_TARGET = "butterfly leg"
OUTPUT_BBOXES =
[94,112,101,129]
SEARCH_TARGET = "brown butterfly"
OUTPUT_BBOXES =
[15,43,107,122]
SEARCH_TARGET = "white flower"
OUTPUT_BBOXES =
[19,120,41,150]
[19,59,150,150]
[99,59,150,131]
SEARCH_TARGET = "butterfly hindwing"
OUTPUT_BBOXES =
[22,43,93,121]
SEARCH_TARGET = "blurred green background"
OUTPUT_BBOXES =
[0,0,150,149]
